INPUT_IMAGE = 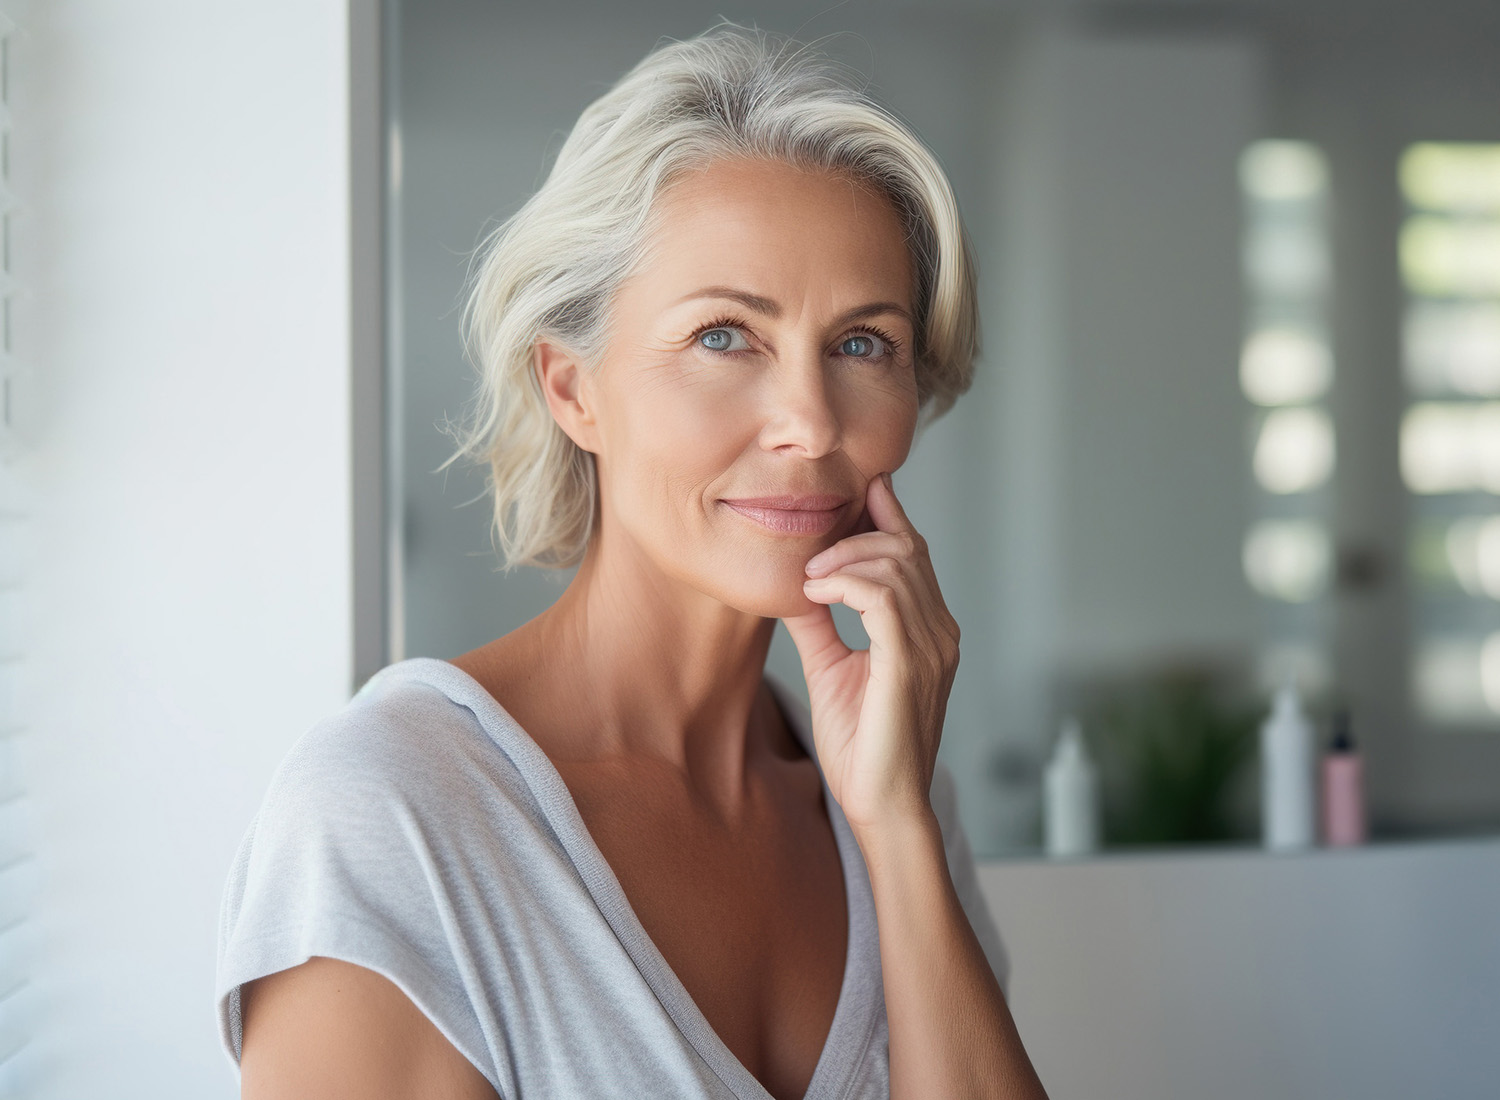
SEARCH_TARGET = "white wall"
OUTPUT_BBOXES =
[981,839,1500,1100]
[20,3,350,1095]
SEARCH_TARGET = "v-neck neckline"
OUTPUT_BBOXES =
[372,657,882,1100]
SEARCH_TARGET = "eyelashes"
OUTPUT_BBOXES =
[694,315,754,354]
[689,314,905,360]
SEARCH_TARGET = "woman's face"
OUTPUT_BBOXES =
[571,157,920,619]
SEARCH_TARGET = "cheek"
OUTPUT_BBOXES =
[842,378,920,467]
[602,372,754,517]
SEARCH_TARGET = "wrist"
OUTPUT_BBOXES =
[848,802,945,877]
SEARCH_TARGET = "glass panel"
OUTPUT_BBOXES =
[1243,519,1332,601]
[1240,140,1328,202]
[1404,301,1500,397]
[1238,139,1334,696]
[1401,401,1500,494]
[1402,142,1500,731]
[1400,216,1500,298]
[1401,143,1500,214]
[1253,406,1335,493]
[1412,635,1500,723]
[1240,326,1334,405]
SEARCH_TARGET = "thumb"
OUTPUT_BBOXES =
[782,604,850,681]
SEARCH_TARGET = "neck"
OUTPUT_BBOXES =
[516,524,789,790]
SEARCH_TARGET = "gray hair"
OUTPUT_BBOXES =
[452,25,979,569]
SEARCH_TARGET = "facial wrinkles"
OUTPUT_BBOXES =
[658,168,911,315]
[589,356,725,558]
[581,158,921,617]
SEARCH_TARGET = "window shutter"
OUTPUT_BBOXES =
[0,7,38,1093]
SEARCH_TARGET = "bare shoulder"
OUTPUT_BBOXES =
[450,631,545,715]
[240,957,497,1100]
[450,626,590,757]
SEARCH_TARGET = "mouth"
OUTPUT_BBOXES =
[718,495,851,536]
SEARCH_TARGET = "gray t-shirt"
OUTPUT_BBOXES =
[216,657,1007,1098]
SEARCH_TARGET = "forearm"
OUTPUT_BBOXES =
[857,811,1048,1100]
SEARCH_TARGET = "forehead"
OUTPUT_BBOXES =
[635,158,914,308]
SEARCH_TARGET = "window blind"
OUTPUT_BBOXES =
[0,6,37,1093]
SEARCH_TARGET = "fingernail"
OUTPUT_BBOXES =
[805,555,827,577]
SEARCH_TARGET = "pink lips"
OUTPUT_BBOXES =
[719,495,850,535]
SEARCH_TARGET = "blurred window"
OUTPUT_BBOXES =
[1239,140,1335,694]
[1401,143,1500,728]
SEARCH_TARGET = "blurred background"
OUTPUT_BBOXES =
[8,0,1500,1097]
[386,0,1500,857]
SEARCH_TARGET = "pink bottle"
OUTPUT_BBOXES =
[1322,710,1366,847]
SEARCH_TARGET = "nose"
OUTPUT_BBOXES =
[757,350,842,458]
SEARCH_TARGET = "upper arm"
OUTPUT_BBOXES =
[240,957,499,1100]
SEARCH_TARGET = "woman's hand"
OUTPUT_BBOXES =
[784,475,1048,1100]
[781,473,959,835]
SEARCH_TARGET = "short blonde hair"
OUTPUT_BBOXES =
[452,25,979,569]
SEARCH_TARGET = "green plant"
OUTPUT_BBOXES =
[1082,665,1260,846]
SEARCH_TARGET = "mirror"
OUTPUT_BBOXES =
[377,0,1500,856]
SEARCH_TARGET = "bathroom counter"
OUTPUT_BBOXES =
[977,837,1500,1100]
[984,830,1500,866]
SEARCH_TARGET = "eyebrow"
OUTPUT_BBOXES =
[677,286,913,327]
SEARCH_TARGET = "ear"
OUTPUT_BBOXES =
[534,339,601,453]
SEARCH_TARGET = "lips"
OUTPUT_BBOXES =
[718,495,851,535]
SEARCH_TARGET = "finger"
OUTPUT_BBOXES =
[865,472,914,536]
[805,530,921,578]
[817,555,951,643]
[781,603,852,679]
[801,572,908,656]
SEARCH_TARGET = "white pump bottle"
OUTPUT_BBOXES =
[1261,679,1315,851]
[1045,717,1100,858]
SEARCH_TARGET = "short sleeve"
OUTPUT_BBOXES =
[930,761,1011,994]
[214,693,498,1089]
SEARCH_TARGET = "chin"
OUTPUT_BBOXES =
[707,552,823,620]
[739,588,822,621]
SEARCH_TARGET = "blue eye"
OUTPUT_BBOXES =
[840,334,885,358]
[699,327,748,353]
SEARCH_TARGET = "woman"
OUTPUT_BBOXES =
[218,26,1047,1100]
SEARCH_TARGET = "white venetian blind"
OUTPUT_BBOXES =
[0,6,36,1092]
